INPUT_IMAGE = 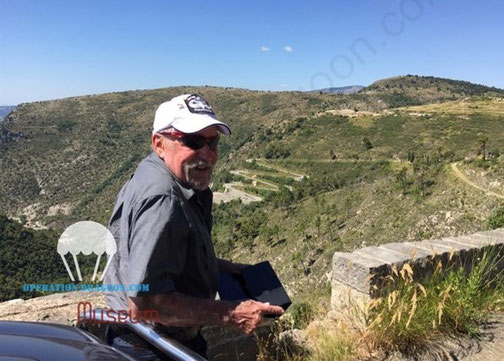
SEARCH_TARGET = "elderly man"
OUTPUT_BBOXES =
[104,94,283,359]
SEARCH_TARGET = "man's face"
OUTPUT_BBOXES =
[155,126,219,190]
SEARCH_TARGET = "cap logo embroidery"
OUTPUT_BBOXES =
[185,94,215,116]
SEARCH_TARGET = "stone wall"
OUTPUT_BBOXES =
[331,228,504,314]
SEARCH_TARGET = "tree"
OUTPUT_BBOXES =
[344,195,353,219]
[411,154,435,198]
[396,167,409,195]
[407,151,415,163]
[314,215,321,239]
[479,135,489,161]
[271,224,280,244]
[274,186,294,209]
[362,137,373,151]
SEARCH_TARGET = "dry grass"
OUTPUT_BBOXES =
[305,321,358,361]
[364,247,504,353]
[256,247,504,360]
[400,97,504,116]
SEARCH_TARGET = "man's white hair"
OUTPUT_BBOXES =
[152,126,177,151]
[158,126,176,134]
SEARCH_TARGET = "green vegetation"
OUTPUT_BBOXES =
[289,302,315,330]
[366,249,504,351]
[488,207,504,229]
[0,215,108,302]
[0,215,65,301]
[363,75,503,108]
[1,75,503,307]
[307,323,357,361]
[256,248,504,361]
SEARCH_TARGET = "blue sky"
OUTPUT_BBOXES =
[1,0,503,105]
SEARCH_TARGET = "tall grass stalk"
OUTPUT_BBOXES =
[306,321,357,361]
[255,246,504,360]
[365,246,504,352]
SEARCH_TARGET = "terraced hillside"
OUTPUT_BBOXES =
[1,76,503,301]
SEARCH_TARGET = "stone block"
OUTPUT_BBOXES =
[380,242,435,259]
[471,232,504,244]
[481,228,504,238]
[433,238,477,251]
[330,279,369,321]
[455,235,497,247]
[353,246,408,265]
[417,239,456,253]
[331,252,385,294]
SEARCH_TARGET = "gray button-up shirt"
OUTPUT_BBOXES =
[104,152,219,312]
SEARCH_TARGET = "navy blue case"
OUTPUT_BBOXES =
[218,261,291,312]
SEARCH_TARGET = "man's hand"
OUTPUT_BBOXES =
[130,293,283,334]
[227,300,284,334]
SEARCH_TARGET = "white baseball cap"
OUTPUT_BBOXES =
[152,94,231,135]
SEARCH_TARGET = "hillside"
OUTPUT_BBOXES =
[1,76,503,301]
[361,75,503,107]
[308,85,364,94]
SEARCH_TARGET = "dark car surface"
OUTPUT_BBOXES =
[0,321,139,361]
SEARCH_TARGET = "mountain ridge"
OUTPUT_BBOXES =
[1,74,503,301]
[0,106,15,122]
[307,85,365,94]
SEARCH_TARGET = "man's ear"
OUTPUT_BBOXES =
[152,133,165,158]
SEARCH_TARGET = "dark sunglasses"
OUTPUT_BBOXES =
[161,131,219,151]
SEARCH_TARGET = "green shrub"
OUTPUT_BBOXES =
[57,118,76,132]
[488,206,504,229]
[289,302,315,329]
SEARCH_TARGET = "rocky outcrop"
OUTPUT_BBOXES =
[0,291,106,326]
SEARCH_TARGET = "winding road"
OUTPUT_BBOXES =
[451,162,504,199]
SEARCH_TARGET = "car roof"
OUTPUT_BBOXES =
[0,321,139,361]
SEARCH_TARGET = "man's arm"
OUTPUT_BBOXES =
[129,292,283,334]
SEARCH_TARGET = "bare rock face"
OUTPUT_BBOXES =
[0,291,106,326]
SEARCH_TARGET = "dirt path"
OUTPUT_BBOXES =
[256,157,372,164]
[229,170,292,191]
[451,162,504,199]
[249,159,307,180]
[213,183,262,204]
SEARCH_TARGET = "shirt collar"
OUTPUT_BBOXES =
[149,152,195,200]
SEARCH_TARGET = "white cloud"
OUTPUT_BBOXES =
[260,46,270,52]
[284,45,293,53]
